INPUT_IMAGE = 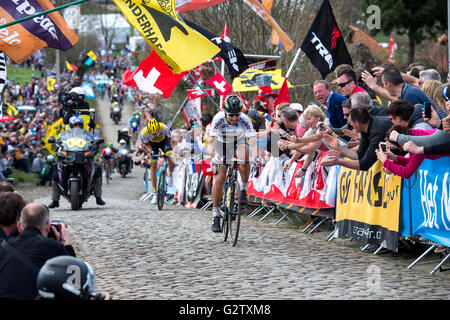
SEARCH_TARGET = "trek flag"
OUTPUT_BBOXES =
[113,0,220,73]
[65,60,78,71]
[300,0,353,79]
[244,0,294,52]
[184,20,249,78]
[175,0,228,13]
[0,0,79,64]
[122,51,186,98]
[206,73,232,96]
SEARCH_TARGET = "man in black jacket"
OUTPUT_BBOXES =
[322,108,393,171]
[0,203,76,300]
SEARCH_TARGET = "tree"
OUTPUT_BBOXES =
[362,0,447,65]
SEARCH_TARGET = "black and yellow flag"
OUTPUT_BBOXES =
[113,0,220,73]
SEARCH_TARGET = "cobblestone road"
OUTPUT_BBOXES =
[20,97,450,300]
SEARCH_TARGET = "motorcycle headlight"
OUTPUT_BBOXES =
[120,149,128,155]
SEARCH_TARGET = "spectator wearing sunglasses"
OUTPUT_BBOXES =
[334,64,367,98]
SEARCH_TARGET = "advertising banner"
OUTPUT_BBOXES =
[336,160,402,251]
[401,158,450,247]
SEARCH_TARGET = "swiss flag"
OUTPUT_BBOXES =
[205,73,232,96]
[187,88,214,100]
[200,157,214,176]
[122,51,186,98]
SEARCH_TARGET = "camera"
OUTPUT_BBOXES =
[318,122,327,132]
[47,219,67,239]
[379,142,387,152]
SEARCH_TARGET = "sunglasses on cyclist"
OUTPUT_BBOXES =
[337,80,352,88]
[443,86,450,101]
[226,113,241,118]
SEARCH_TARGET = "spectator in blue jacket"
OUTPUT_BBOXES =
[313,80,347,129]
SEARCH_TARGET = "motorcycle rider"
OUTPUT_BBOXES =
[117,127,131,147]
[48,115,105,208]
[110,101,122,122]
[116,139,133,174]
[61,87,96,134]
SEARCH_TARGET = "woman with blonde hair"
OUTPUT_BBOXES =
[422,80,441,105]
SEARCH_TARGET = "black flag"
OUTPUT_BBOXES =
[184,20,249,78]
[300,0,353,79]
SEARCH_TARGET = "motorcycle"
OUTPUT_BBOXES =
[117,146,133,178]
[110,103,122,125]
[48,131,104,210]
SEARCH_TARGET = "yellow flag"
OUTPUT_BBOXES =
[232,69,293,92]
[87,50,97,61]
[44,118,64,155]
[113,0,220,73]
[3,100,18,116]
[47,78,56,91]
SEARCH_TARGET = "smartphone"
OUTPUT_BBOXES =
[424,102,432,119]
[379,142,387,152]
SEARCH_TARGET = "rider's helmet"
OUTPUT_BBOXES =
[69,87,85,96]
[104,148,112,156]
[119,139,126,146]
[36,256,97,300]
[121,128,128,133]
[46,155,55,162]
[69,115,84,128]
[147,118,159,135]
[224,95,243,114]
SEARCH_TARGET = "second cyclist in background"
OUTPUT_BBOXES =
[140,118,175,205]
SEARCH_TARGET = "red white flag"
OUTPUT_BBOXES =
[274,78,290,108]
[221,24,230,43]
[187,88,214,100]
[122,51,185,98]
[388,35,398,64]
[205,73,232,96]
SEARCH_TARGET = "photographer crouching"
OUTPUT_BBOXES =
[0,203,76,299]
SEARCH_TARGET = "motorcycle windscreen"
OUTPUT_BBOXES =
[59,129,94,152]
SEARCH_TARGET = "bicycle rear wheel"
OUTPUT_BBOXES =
[157,170,166,210]
[228,181,241,246]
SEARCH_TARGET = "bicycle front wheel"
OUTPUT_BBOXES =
[222,181,233,242]
[157,170,166,210]
[228,181,241,246]
[105,165,111,185]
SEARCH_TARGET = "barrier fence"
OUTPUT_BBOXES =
[141,153,450,273]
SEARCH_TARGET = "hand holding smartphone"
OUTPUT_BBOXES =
[424,102,432,119]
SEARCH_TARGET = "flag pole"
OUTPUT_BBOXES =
[188,74,221,111]
[285,48,303,78]
[0,0,90,30]
[169,97,188,129]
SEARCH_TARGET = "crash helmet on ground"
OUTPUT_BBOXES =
[36,256,97,300]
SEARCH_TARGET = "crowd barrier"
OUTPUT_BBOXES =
[143,152,450,267]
